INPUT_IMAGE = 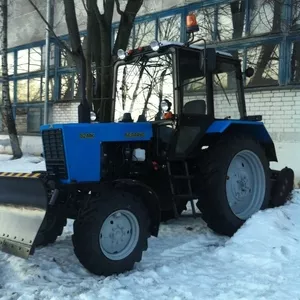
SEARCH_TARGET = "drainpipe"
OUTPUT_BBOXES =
[43,0,52,124]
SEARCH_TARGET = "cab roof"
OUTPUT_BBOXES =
[157,40,232,57]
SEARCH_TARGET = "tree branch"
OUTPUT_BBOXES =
[27,0,73,57]
[89,0,105,26]
[81,0,88,13]
[113,0,143,54]
[115,0,124,16]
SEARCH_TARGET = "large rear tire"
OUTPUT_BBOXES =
[72,187,150,276]
[196,135,271,236]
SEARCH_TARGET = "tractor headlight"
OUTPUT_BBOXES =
[90,111,97,121]
[150,40,160,51]
[117,49,127,60]
[161,100,170,112]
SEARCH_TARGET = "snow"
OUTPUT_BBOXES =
[1,156,300,299]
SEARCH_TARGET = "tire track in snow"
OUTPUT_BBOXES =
[136,218,228,271]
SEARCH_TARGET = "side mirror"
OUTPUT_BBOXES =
[245,67,254,78]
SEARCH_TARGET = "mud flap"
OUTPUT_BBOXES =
[0,172,48,258]
[270,167,294,208]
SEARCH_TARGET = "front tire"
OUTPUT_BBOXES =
[196,135,271,236]
[34,207,67,247]
[72,187,150,276]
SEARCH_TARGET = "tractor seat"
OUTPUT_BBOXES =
[183,100,206,115]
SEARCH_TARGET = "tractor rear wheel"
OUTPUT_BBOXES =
[72,187,150,276]
[196,135,271,236]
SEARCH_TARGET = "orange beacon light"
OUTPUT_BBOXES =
[186,13,199,33]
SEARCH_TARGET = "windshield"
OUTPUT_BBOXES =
[114,53,174,122]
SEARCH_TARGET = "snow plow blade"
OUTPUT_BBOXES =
[0,172,48,259]
[270,167,295,208]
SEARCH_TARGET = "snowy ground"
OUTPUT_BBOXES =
[1,156,300,299]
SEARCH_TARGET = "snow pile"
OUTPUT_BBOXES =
[0,155,45,173]
[0,156,300,299]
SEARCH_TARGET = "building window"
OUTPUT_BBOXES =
[41,43,55,69]
[290,40,300,83]
[133,20,156,48]
[17,49,29,74]
[249,0,283,36]
[60,41,76,67]
[190,6,215,42]
[158,14,181,41]
[29,47,42,72]
[292,0,300,30]
[29,77,42,102]
[17,79,28,102]
[42,77,55,101]
[8,81,14,102]
[217,1,246,41]
[246,43,280,87]
[60,73,76,100]
[7,52,14,75]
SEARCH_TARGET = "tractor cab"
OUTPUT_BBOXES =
[112,37,253,159]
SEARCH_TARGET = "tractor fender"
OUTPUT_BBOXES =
[206,120,278,162]
[113,179,161,237]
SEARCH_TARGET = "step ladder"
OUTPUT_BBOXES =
[167,160,197,218]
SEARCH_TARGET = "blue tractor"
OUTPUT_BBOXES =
[0,17,294,276]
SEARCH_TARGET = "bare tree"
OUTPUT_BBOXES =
[0,0,22,159]
[29,0,143,122]
[290,0,300,82]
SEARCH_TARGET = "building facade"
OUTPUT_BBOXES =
[1,0,300,143]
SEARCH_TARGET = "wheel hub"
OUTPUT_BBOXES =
[99,210,139,260]
[226,150,266,220]
[232,171,251,200]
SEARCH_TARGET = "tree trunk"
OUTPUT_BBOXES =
[113,0,143,54]
[63,0,88,109]
[0,0,22,159]
[86,0,93,106]
[250,0,283,85]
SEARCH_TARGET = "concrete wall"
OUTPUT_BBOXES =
[52,102,78,123]
[214,89,300,142]
[246,89,300,142]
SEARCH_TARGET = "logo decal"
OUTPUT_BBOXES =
[125,132,145,138]
[80,133,95,139]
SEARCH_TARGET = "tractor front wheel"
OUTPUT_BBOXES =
[34,206,67,247]
[197,135,271,236]
[72,187,150,276]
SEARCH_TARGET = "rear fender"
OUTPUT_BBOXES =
[206,120,277,162]
[113,179,160,237]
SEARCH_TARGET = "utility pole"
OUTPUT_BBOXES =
[43,0,53,124]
